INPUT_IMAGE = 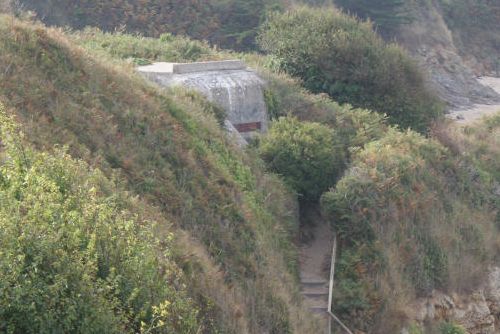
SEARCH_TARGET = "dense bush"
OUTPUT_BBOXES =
[0,17,320,333]
[258,6,443,132]
[74,29,217,64]
[0,107,200,333]
[305,0,412,35]
[15,0,283,51]
[321,128,499,331]
[439,322,467,334]
[259,117,345,202]
[333,0,413,35]
[210,0,284,50]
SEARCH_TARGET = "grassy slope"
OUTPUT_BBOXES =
[0,17,320,333]
[1,13,498,334]
[75,12,500,334]
[0,107,204,333]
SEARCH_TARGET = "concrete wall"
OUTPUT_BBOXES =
[138,61,268,140]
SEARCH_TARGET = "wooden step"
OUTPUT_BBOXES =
[302,290,329,298]
[309,306,328,314]
[300,279,328,285]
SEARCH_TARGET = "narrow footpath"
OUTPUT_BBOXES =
[299,222,333,320]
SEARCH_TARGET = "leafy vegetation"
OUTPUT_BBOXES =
[0,1,498,331]
[0,105,201,333]
[73,29,219,64]
[439,322,467,334]
[321,124,500,331]
[11,0,284,51]
[259,117,345,202]
[210,0,284,50]
[0,16,321,333]
[259,6,443,132]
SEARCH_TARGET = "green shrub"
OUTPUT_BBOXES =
[439,322,466,334]
[253,66,389,150]
[408,323,423,334]
[17,0,284,51]
[74,29,216,63]
[258,6,443,132]
[0,18,316,333]
[210,0,284,50]
[0,107,201,333]
[321,128,498,329]
[259,117,345,202]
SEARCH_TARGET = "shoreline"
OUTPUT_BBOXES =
[447,77,500,124]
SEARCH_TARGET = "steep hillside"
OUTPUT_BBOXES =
[437,0,499,76]
[258,6,443,132]
[0,107,203,333]
[0,16,320,333]
[328,0,500,108]
[321,123,500,332]
[393,0,499,108]
[7,0,283,51]
[1,8,499,334]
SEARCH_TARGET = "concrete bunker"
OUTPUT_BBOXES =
[138,60,268,141]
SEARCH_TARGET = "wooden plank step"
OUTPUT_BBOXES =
[301,279,328,285]
[301,291,329,297]
[309,306,328,314]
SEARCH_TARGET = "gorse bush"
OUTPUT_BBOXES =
[259,117,345,202]
[258,6,443,132]
[0,106,200,333]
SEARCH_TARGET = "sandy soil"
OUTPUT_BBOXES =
[448,77,500,124]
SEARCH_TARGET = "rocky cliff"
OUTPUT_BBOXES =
[394,1,499,109]
[404,268,500,333]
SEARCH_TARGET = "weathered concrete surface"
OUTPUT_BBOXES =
[138,61,268,139]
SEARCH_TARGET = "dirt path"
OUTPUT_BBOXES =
[448,77,500,124]
[299,221,333,322]
[300,222,333,282]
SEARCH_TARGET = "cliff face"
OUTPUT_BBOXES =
[394,1,499,108]
[405,268,500,334]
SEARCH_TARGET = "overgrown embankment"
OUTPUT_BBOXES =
[0,107,203,333]
[1,6,498,333]
[258,6,443,133]
[0,16,320,333]
[10,0,283,51]
[321,124,499,332]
